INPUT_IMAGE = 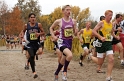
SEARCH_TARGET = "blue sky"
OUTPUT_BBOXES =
[4,0,124,20]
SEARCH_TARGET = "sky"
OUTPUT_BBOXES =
[3,0,124,21]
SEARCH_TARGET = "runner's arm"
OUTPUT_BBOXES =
[49,19,60,37]
[77,29,84,43]
[22,24,27,38]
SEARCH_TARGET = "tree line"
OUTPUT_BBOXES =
[0,0,124,35]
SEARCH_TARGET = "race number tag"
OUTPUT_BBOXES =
[30,33,37,40]
[95,39,102,47]
[57,38,63,45]
[64,28,73,37]
[106,34,111,41]
[85,36,91,43]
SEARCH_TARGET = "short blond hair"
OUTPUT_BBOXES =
[104,10,113,16]
[62,5,71,10]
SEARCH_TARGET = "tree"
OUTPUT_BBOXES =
[50,7,62,24]
[16,0,41,22]
[5,6,24,35]
[40,15,50,33]
[88,16,98,29]
[40,7,62,34]
[77,7,90,30]
[71,6,80,19]
[0,1,9,35]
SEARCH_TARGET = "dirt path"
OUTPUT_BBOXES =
[0,46,124,81]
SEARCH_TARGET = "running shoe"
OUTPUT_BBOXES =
[54,75,58,81]
[79,62,83,66]
[33,74,38,78]
[62,72,67,81]
[24,65,29,70]
[106,77,114,81]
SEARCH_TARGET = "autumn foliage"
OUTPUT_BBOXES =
[5,7,24,35]
[0,0,124,35]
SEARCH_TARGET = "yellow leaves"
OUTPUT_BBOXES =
[50,7,62,23]
[40,7,62,33]
[77,7,90,29]
[40,15,50,33]
[44,36,54,51]
[78,7,90,21]
[71,6,80,19]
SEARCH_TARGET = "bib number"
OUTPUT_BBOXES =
[95,39,102,47]
[85,36,90,43]
[64,28,73,37]
[30,33,37,40]
[57,39,63,45]
[106,34,111,41]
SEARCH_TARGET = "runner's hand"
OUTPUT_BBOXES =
[52,36,58,41]
[116,36,120,40]
[80,39,83,43]
[100,37,106,42]
[22,38,25,42]
[35,32,40,38]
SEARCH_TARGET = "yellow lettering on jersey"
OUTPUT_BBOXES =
[64,28,73,37]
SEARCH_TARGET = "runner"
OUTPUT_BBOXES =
[23,30,30,70]
[93,10,114,81]
[89,16,106,73]
[10,35,15,49]
[120,19,124,49]
[19,30,26,53]
[22,13,45,78]
[112,14,124,66]
[77,21,93,66]
[50,5,78,81]
[5,34,10,49]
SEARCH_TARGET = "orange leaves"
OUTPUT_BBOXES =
[6,6,24,35]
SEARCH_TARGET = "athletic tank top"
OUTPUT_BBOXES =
[82,28,92,43]
[59,18,74,39]
[99,20,112,41]
[26,23,40,42]
[114,24,120,36]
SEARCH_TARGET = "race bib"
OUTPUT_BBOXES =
[106,34,111,41]
[95,39,102,47]
[85,36,91,43]
[64,28,73,37]
[30,33,37,40]
[57,39,63,45]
